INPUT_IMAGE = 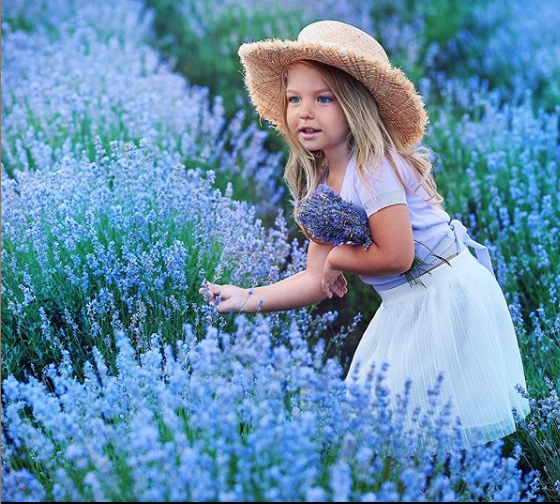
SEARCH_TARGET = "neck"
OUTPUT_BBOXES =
[325,149,353,178]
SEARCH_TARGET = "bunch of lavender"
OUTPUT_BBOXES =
[295,183,435,285]
[295,183,374,249]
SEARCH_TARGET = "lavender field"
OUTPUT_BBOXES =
[1,0,559,501]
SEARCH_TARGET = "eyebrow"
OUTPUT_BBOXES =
[286,88,333,93]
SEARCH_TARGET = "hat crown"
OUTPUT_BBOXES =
[297,20,390,64]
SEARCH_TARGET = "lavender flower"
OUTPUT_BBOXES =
[295,183,374,250]
[1,324,542,501]
[1,0,285,221]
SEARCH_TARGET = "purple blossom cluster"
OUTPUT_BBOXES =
[295,183,374,249]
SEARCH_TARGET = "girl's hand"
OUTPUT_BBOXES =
[199,281,250,314]
[321,263,348,299]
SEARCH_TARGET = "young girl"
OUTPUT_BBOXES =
[199,20,531,451]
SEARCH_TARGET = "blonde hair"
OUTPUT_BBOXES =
[276,60,446,233]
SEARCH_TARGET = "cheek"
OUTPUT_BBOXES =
[334,113,350,134]
[286,108,297,125]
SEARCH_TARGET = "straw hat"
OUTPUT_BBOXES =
[238,20,429,148]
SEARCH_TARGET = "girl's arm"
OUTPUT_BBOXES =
[240,269,333,313]
[326,205,415,276]
[200,240,348,314]
[326,242,404,276]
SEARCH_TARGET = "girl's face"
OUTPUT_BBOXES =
[286,63,351,155]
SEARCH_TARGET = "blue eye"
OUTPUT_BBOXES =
[287,96,333,104]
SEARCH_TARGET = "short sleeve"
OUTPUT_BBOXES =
[356,157,408,217]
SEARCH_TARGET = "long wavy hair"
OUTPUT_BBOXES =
[275,60,446,234]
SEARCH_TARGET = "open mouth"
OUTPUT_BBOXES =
[300,128,321,138]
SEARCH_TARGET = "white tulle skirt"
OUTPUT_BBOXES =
[345,236,531,452]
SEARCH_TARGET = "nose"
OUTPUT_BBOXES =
[299,100,314,120]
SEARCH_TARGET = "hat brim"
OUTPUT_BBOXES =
[238,39,429,148]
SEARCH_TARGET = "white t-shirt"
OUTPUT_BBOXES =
[319,149,457,291]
